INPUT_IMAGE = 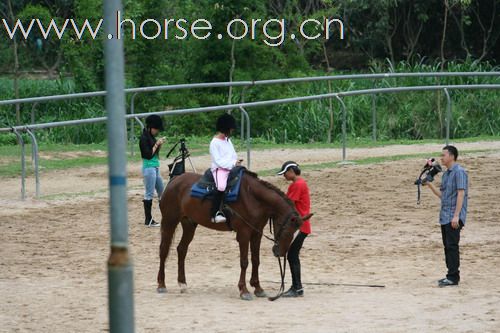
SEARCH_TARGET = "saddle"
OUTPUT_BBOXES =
[190,166,246,203]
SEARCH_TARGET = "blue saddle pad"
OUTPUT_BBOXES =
[190,167,245,203]
[190,183,215,199]
[225,167,244,203]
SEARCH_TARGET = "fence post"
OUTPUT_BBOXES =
[104,0,135,332]
[30,103,38,162]
[12,128,26,200]
[371,81,377,141]
[129,92,138,156]
[239,106,251,169]
[134,117,145,130]
[443,88,451,145]
[26,128,40,198]
[240,87,248,141]
[335,95,348,162]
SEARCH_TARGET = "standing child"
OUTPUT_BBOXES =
[277,161,311,297]
[209,113,242,223]
[139,114,166,227]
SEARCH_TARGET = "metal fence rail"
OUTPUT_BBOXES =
[2,83,499,199]
[2,71,498,155]
[0,81,255,107]
[1,71,499,107]
[3,84,499,133]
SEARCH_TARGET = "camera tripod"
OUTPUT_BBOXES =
[166,138,196,179]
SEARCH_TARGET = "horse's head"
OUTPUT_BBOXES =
[272,212,313,257]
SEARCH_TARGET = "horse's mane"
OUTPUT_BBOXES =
[244,170,295,208]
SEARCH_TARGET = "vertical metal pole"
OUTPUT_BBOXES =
[30,103,38,163]
[26,129,40,198]
[134,117,145,130]
[443,88,451,145]
[12,128,26,200]
[371,81,377,141]
[239,106,251,170]
[129,93,138,156]
[335,96,347,162]
[240,87,248,141]
[326,80,334,144]
[30,103,38,124]
[104,1,135,332]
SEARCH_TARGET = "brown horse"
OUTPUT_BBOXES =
[157,170,311,300]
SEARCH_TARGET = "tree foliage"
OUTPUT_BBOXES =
[0,0,498,142]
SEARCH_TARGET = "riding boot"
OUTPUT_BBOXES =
[143,199,160,227]
[291,262,303,291]
[283,263,304,297]
[289,262,298,290]
[211,191,226,223]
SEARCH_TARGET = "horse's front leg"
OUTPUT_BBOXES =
[250,232,266,297]
[237,231,252,300]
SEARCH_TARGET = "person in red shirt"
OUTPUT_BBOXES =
[277,161,311,297]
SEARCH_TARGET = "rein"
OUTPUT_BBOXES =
[223,205,275,243]
[267,252,286,301]
[223,204,296,301]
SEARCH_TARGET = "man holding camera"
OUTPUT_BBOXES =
[425,145,468,287]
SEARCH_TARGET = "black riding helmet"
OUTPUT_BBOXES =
[145,114,164,131]
[216,113,237,135]
[277,161,301,175]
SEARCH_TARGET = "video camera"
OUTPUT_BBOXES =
[416,158,442,185]
[414,158,442,204]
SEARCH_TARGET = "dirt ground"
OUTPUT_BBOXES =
[1,143,500,333]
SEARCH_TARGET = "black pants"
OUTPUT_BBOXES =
[211,191,224,217]
[440,221,463,282]
[287,232,308,290]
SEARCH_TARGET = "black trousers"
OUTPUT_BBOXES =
[211,191,224,217]
[440,221,463,282]
[287,232,308,290]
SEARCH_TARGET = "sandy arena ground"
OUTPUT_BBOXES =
[1,142,500,332]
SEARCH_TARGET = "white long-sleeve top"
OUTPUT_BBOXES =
[210,137,238,171]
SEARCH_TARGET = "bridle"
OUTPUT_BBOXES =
[224,205,298,246]
[271,211,300,245]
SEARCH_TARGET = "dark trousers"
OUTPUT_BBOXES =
[287,232,308,290]
[440,222,463,282]
[211,191,224,217]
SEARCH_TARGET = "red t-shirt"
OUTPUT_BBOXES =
[286,177,311,234]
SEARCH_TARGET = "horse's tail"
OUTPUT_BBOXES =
[159,190,181,259]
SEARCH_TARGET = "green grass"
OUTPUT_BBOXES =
[2,61,499,145]
[0,142,108,157]
[0,156,109,177]
[1,135,499,178]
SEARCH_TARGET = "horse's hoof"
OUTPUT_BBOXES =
[254,290,267,298]
[157,287,167,293]
[179,283,188,293]
[240,293,253,301]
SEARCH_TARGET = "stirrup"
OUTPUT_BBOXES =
[212,211,226,223]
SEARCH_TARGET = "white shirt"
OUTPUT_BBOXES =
[210,137,238,171]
